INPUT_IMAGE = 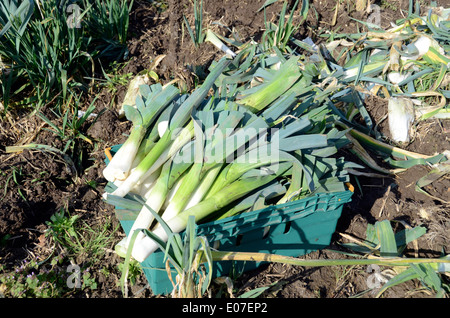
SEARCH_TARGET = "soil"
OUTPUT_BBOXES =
[1,0,449,299]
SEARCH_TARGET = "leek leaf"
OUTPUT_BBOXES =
[375,220,398,258]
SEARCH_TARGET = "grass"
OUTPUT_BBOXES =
[183,0,205,47]
[380,0,398,11]
[1,166,27,202]
[0,0,133,115]
[93,60,134,108]
[0,0,134,298]
[37,95,101,172]
[261,0,305,53]
[100,61,134,93]
[45,209,119,263]
[0,208,119,298]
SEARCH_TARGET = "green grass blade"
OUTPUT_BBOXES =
[183,15,196,45]
[257,0,279,12]
[300,0,309,21]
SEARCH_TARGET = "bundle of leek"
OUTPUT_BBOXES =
[104,53,358,263]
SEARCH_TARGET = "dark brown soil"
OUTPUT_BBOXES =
[1,0,449,299]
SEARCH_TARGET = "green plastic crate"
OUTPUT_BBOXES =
[105,146,353,295]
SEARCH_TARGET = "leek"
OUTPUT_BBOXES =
[160,108,263,222]
[216,181,287,220]
[105,50,362,266]
[109,58,232,253]
[125,143,196,249]
[237,56,302,112]
[106,122,194,198]
[103,84,179,182]
[127,112,335,261]
[387,97,415,143]
[131,162,293,262]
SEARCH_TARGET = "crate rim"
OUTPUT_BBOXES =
[194,189,352,235]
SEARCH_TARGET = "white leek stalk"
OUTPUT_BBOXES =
[388,97,415,143]
[161,174,184,211]
[124,145,196,250]
[137,167,161,199]
[156,108,256,222]
[401,35,447,63]
[388,72,411,85]
[103,85,179,182]
[342,61,386,81]
[112,166,160,197]
[205,29,236,57]
[161,163,204,221]
[127,145,195,246]
[105,122,194,198]
[103,125,148,182]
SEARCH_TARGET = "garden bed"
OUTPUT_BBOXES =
[1,0,449,298]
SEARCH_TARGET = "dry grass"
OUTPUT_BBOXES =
[0,110,45,146]
[421,205,450,252]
